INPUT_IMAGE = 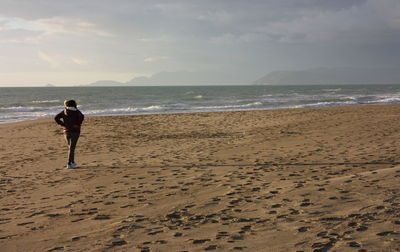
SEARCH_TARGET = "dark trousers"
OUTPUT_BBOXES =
[64,133,80,164]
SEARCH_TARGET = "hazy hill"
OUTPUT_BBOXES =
[87,71,248,86]
[254,67,400,85]
[126,71,245,86]
[87,80,125,86]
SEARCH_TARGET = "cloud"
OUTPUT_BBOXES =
[0,16,39,31]
[198,0,400,44]
[2,1,398,45]
[137,36,174,43]
[37,51,58,67]
[70,57,88,66]
[0,15,43,43]
[0,29,42,44]
[33,17,114,37]
[0,14,114,45]
[1,0,400,86]
[37,52,89,69]
[196,10,237,25]
[367,0,400,29]
[252,4,370,43]
[209,33,237,44]
[144,56,168,63]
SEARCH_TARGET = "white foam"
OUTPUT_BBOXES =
[142,105,163,111]
[30,99,60,104]
[322,88,342,92]
[294,100,357,108]
[367,97,400,104]
[84,105,165,116]
[3,85,400,124]
[194,101,262,111]
[1,106,45,112]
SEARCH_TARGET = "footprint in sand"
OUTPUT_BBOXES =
[192,238,211,244]
[298,226,309,232]
[47,246,64,251]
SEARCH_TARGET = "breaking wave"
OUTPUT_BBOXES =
[2,85,400,123]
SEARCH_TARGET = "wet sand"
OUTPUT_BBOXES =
[1,104,400,251]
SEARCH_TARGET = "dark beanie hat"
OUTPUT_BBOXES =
[64,100,77,108]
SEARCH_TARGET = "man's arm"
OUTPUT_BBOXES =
[54,112,65,126]
[79,111,84,125]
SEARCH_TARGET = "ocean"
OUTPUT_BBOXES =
[1,84,400,124]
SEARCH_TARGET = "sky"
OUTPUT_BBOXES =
[0,0,399,86]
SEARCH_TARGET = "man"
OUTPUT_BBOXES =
[55,100,84,169]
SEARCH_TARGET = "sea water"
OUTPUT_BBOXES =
[1,84,400,123]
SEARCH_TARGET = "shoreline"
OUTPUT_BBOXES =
[3,84,400,125]
[1,104,400,251]
[0,102,395,125]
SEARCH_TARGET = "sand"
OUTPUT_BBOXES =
[1,104,400,252]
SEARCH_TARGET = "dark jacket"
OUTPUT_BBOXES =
[55,108,84,134]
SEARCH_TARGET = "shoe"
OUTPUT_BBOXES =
[67,163,76,169]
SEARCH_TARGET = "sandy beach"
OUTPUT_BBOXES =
[1,104,400,252]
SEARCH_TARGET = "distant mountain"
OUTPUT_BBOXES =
[86,71,248,87]
[254,67,400,85]
[126,71,244,85]
[87,80,125,86]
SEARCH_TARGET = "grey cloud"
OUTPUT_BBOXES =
[0,0,399,84]
[1,0,398,43]
[0,28,42,43]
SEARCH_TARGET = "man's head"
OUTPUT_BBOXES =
[64,100,77,108]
